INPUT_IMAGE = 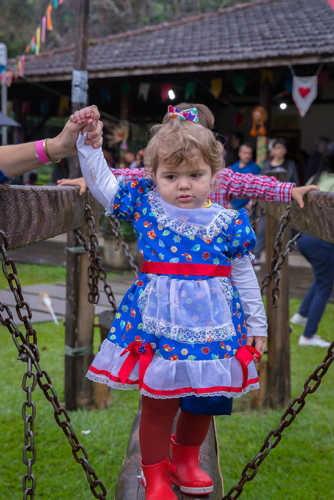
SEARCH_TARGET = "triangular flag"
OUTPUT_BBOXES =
[53,0,58,7]
[160,83,171,102]
[47,4,53,31]
[328,0,334,9]
[210,78,223,99]
[36,27,41,55]
[20,56,25,77]
[185,82,196,100]
[138,83,150,101]
[41,16,47,43]
[292,75,318,117]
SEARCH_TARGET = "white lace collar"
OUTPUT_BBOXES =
[148,189,236,240]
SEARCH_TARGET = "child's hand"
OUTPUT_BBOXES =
[70,105,103,149]
[291,185,319,208]
[57,177,87,195]
[70,105,100,126]
[246,336,267,357]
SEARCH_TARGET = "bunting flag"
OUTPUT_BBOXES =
[58,95,69,115]
[47,4,53,31]
[184,81,196,100]
[210,78,222,99]
[292,75,318,117]
[8,0,66,85]
[41,16,47,43]
[20,56,25,77]
[138,82,150,101]
[328,0,334,9]
[160,83,171,103]
[36,27,41,55]
[121,81,132,96]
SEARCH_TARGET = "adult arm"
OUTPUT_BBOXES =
[215,168,318,208]
[0,105,102,179]
[217,168,294,205]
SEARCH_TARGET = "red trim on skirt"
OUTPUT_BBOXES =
[88,365,258,395]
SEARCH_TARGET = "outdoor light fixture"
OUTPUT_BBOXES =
[280,102,288,110]
[168,89,176,100]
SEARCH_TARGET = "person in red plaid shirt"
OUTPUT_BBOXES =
[59,103,317,208]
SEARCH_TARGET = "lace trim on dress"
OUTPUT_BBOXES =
[139,316,236,343]
[148,189,237,240]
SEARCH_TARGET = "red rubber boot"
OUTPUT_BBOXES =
[170,435,213,496]
[141,458,177,499]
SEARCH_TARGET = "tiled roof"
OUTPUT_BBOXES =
[15,0,334,81]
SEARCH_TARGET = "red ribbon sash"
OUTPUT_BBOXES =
[235,345,262,389]
[141,261,231,277]
[118,341,154,389]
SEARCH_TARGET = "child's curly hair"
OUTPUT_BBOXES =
[144,106,223,176]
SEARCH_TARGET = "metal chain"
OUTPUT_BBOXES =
[0,230,107,500]
[104,214,139,275]
[223,340,334,499]
[260,206,299,305]
[74,203,118,313]
[269,231,302,305]
[248,201,265,231]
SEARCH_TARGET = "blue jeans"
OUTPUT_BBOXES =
[297,234,334,338]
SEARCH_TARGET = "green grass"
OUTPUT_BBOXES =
[0,265,333,499]
[0,263,66,289]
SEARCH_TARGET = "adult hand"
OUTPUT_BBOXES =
[48,105,103,160]
[57,177,87,195]
[246,336,267,357]
[291,185,319,208]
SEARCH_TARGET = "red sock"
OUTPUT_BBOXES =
[140,396,180,465]
[175,410,212,446]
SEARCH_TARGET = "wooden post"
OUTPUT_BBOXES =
[265,206,290,408]
[65,0,93,411]
[263,173,291,409]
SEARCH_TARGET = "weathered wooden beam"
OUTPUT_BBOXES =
[115,409,223,499]
[263,190,334,243]
[0,185,87,250]
[264,207,290,409]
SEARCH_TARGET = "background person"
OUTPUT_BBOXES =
[229,142,260,210]
[291,144,334,348]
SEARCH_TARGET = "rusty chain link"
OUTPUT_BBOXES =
[104,213,139,275]
[0,230,107,500]
[260,206,302,305]
[223,340,334,499]
[75,202,138,311]
[74,203,118,313]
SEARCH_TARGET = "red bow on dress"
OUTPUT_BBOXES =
[235,345,262,389]
[118,341,154,389]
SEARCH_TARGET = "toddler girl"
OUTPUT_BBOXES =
[75,106,267,499]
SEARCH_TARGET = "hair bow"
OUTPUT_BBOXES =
[167,105,199,124]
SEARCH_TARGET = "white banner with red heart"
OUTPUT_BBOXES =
[292,75,318,117]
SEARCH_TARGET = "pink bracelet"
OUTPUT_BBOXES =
[35,139,50,164]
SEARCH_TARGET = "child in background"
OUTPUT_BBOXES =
[74,105,267,499]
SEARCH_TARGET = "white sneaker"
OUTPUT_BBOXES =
[298,335,330,348]
[290,313,307,327]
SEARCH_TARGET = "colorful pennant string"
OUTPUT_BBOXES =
[5,1,67,85]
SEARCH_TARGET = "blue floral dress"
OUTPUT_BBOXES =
[86,179,260,398]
